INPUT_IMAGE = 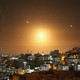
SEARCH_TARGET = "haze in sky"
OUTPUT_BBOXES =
[0,0,80,54]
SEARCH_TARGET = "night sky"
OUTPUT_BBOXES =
[0,0,80,54]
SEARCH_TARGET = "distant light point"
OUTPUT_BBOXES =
[26,21,29,24]
[70,25,72,27]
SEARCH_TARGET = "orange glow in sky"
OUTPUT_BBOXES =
[35,28,48,45]
[0,0,80,54]
[26,26,53,53]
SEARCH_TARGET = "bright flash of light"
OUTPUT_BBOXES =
[38,31,45,39]
[35,29,48,45]
[26,26,54,48]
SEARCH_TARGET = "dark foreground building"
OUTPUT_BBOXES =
[11,70,80,80]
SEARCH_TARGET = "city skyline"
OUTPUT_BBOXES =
[0,0,80,54]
